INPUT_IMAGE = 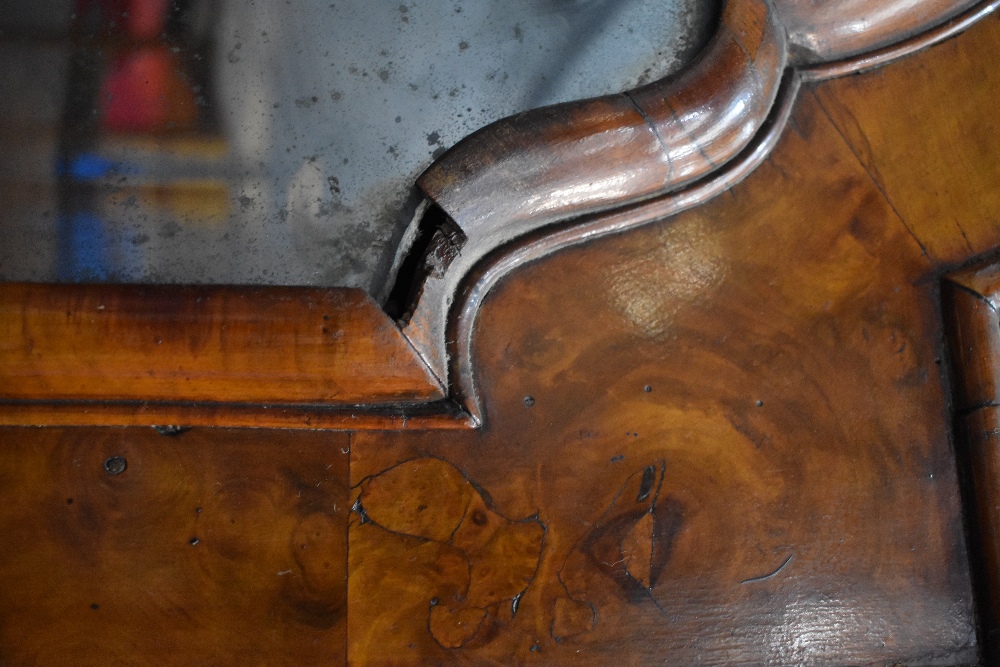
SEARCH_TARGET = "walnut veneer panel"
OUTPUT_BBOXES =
[0,427,349,666]
[348,16,1000,657]
[813,13,1000,265]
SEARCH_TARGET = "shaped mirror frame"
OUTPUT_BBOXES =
[0,0,990,430]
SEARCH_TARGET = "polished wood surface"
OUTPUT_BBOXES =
[352,15,1000,657]
[958,407,1000,659]
[0,283,456,429]
[2,2,1000,665]
[0,2,989,430]
[0,426,350,666]
[776,0,981,63]
[408,0,788,379]
[1,9,998,664]
[404,0,996,400]
[945,260,1000,659]
[799,0,1000,80]
[809,23,1000,264]
[0,283,441,404]
[363,12,1000,663]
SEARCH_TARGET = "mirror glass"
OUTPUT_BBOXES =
[0,0,718,296]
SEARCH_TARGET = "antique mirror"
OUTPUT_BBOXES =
[0,0,717,291]
[0,0,989,431]
[0,0,721,427]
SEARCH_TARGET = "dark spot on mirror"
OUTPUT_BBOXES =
[0,0,719,300]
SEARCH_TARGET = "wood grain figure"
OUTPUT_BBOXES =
[1,1,1000,665]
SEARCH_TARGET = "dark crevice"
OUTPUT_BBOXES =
[740,554,793,584]
[955,401,1000,418]
[636,465,657,502]
[384,203,467,324]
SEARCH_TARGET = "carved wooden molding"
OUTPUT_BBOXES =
[0,283,475,429]
[410,0,1000,425]
[944,257,1000,660]
[1,0,995,429]
[776,0,981,64]
[944,262,1000,413]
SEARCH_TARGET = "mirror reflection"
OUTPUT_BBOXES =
[0,0,717,296]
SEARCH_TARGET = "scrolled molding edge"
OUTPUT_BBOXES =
[405,0,1000,427]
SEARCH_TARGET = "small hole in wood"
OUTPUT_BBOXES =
[103,456,127,475]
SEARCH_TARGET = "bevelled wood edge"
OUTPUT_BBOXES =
[945,256,1000,301]
[943,284,1000,412]
[942,257,1000,660]
[0,283,463,429]
[408,0,1000,426]
[444,73,802,424]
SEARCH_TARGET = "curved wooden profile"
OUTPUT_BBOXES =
[774,0,981,65]
[409,0,787,382]
[1,0,994,430]
[943,263,1000,414]
[405,0,1000,425]
[417,1,785,239]
[800,0,999,80]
